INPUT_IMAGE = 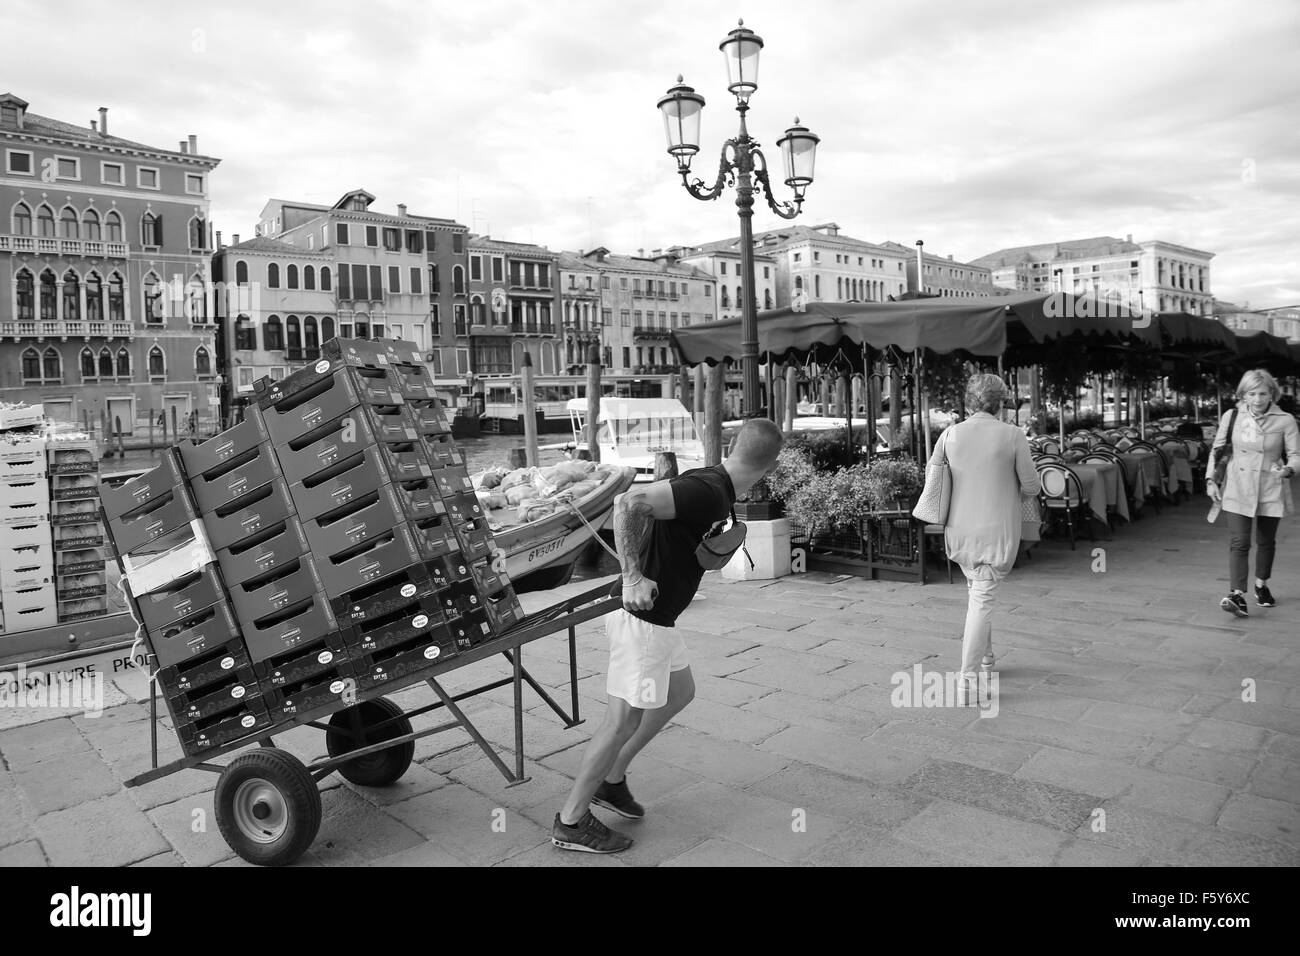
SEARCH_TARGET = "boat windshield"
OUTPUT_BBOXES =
[599,415,703,454]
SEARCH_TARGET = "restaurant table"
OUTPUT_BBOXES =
[1118,453,1162,505]
[1069,460,1131,523]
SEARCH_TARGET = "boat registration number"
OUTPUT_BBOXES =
[527,535,568,564]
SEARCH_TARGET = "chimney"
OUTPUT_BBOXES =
[1126,233,1133,243]
[179,141,188,154]
[98,107,108,137]
[397,203,407,217]
[188,134,197,154]
[232,234,240,245]
[948,254,954,261]
[216,230,223,249]
[638,248,644,257]
[90,120,97,133]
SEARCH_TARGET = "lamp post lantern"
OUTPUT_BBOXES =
[657,20,819,419]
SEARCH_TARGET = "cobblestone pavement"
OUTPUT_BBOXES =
[2,496,1297,867]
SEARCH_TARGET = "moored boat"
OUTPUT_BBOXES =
[473,460,636,591]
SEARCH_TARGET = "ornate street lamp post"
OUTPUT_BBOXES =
[657,20,820,419]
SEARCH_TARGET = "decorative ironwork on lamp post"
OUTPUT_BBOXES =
[657,20,820,419]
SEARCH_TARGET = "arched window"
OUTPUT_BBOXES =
[15,270,34,320]
[116,348,130,378]
[148,346,165,379]
[84,272,104,322]
[82,208,100,240]
[304,316,319,352]
[470,296,485,325]
[80,348,95,380]
[12,202,31,235]
[36,204,55,237]
[303,265,315,290]
[141,211,161,246]
[452,265,465,294]
[267,263,280,288]
[42,347,61,381]
[98,347,113,379]
[21,348,40,381]
[143,273,162,323]
[104,210,122,242]
[287,264,299,289]
[235,315,255,350]
[62,270,80,320]
[764,289,772,309]
[195,346,211,376]
[60,206,79,239]
[320,266,331,291]
[286,315,301,351]
[39,270,57,320]
[234,260,248,285]
[720,287,730,308]
[186,274,205,322]
[428,264,439,292]
[189,217,206,250]
[107,273,125,322]
[794,276,803,291]
[321,317,335,342]
[262,315,281,350]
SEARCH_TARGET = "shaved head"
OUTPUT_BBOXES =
[728,418,784,468]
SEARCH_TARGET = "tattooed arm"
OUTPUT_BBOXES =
[612,481,676,612]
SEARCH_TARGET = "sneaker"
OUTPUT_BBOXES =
[551,811,633,854]
[1255,584,1276,608]
[1221,593,1249,618]
[592,777,645,820]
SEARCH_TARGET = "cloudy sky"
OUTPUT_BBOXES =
[7,0,1298,307]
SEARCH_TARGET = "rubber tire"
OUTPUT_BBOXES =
[214,748,321,867]
[324,697,415,787]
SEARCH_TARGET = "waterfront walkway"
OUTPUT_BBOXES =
[2,496,1297,866]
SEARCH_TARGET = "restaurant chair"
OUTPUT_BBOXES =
[1037,462,1093,550]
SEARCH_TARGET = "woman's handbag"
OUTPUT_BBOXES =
[696,508,752,570]
[1211,407,1239,487]
[912,436,951,526]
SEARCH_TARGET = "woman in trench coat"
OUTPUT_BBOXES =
[1207,369,1300,616]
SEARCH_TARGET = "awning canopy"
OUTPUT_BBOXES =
[671,292,1162,366]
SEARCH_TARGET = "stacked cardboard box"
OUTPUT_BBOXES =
[100,338,524,757]
[0,431,56,632]
[47,434,108,622]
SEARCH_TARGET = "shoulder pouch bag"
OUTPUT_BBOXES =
[1211,407,1239,487]
[697,507,752,570]
[912,433,951,526]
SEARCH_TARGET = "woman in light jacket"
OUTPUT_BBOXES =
[941,373,1042,691]
[1208,369,1300,616]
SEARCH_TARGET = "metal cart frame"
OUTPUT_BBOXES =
[125,582,619,865]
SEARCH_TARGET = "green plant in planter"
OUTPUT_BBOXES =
[861,457,924,511]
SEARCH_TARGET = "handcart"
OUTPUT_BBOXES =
[125,582,620,867]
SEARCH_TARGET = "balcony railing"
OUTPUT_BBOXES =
[1,320,135,340]
[509,322,556,336]
[0,234,129,258]
[633,326,674,340]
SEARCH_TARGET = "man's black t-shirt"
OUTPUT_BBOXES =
[628,464,736,628]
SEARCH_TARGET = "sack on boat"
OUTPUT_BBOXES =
[505,485,537,506]
[518,501,559,523]
[564,479,600,500]
[476,468,508,490]
[477,490,510,511]
[499,468,535,492]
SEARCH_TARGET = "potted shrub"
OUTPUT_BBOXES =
[861,457,923,512]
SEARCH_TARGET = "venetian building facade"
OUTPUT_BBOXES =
[1,94,220,432]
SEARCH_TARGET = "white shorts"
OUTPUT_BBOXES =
[605,608,689,710]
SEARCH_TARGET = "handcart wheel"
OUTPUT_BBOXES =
[214,748,321,867]
[324,696,415,787]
